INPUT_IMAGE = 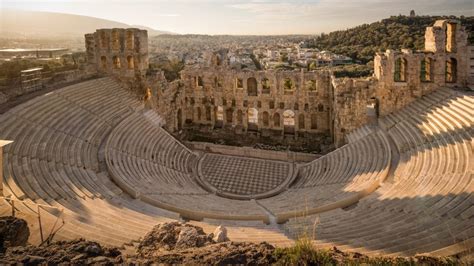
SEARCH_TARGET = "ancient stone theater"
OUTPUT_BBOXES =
[0,20,472,257]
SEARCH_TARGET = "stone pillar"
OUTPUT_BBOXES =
[0,140,13,196]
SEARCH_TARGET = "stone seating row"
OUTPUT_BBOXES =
[0,78,184,246]
[107,112,193,173]
[105,111,270,222]
[258,130,391,222]
[346,125,375,144]
[283,89,473,257]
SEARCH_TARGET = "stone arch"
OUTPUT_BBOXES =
[226,108,233,123]
[283,110,295,126]
[100,31,108,49]
[446,58,457,83]
[298,114,305,130]
[283,78,294,91]
[237,110,243,125]
[262,111,270,127]
[197,107,202,121]
[306,80,317,91]
[420,57,432,82]
[367,97,380,123]
[262,78,270,93]
[100,56,107,69]
[177,109,182,130]
[248,108,258,124]
[318,104,324,112]
[247,77,258,96]
[236,78,243,89]
[127,55,134,69]
[216,106,224,121]
[126,30,134,50]
[113,56,121,69]
[206,106,212,121]
[310,113,318,129]
[283,110,295,134]
[394,57,407,82]
[112,30,120,50]
[446,22,457,53]
[273,113,281,127]
[195,76,204,87]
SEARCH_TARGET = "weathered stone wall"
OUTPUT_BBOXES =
[85,28,148,79]
[331,77,375,147]
[374,19,469,116]
[84,20,470,150]
[176,67,332,138]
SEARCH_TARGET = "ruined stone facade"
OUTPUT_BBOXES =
[85,20,471,149]
[177,68,333,139]
[85,28,149,79]
[373,20,469,116]
[331,19,471,146]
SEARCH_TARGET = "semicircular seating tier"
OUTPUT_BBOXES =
[283,88,473,257]
[1,76,472,257]
[105,112,270,222]
[0,77,292,247]
[256,129,391,223]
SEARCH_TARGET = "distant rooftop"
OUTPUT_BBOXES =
[0,48,68,53]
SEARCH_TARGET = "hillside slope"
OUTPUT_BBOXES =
[312,15,474,63]
[0,9,172,38]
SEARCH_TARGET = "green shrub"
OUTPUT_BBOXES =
[274,235,334,265]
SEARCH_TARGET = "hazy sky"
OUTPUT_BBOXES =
[2,0,473,34]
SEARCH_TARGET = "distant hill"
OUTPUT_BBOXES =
[312,15,474,64]
[0,9,173,38]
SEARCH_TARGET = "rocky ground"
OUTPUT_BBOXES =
[0,217,465,265]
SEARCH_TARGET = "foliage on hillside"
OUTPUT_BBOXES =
[312,15,474,64]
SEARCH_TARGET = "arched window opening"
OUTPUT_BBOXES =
[216,106,224,121]
[126,31,134,50]
[367,97,380,123]
[177,109,182,130]
[394,58,407,82]
[262,78,270,94]
[294,103,299,110]
[112,30,120,50]
[100,31,108,49]
[226,108,233,123]
[420,58,432,82]
[283,110,295,134]
[446,22,457,53]
[206,106,212,121]
[248,108,258,124]
[247,77,257,96]
[236,78,243,89]
[283,78,294,91]
[263,112,269,127]
[113,56,121,69]
[237,110,243,125]
[101,56,107,69]
[310,114,318,129]
[298,114,305,130]
[306,80,317,91]
[318,104,324,112]
[127,55,134,69]
[446,58,457,83]
[273,113,281,127]
[195,76,204,87]
[283,110,295,126]
[197,107,202,121]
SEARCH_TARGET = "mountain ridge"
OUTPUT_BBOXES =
[0,9,174,38]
